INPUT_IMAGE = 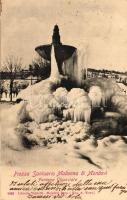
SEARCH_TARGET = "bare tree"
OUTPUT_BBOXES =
[31,54,50,80]
[3,55,22,101]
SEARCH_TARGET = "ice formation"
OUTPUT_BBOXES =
[26,93,62,123]
[18,78,92,124]
[111,95,127,116]
[63,108,74,121]
[53,87,68,105]
[50,45,61,81]
[66,88,91,123]
[0,101,29,150]
[62,49,86,86]
[88,86,102,107]
[18,78,59,101]
[25,87,92,123]
[84,78,122,107]
[3,38,127,154]
[62,51,77,82]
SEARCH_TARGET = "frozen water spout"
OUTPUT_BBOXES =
[50,44,60,80]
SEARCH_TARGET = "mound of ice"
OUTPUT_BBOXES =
[84,78,122,107]
[88,86,102,107]
[3,76,127,153]
[65,88,91,123]
[0,101,30,151]
[17,78,61,101]
[18,81,92,124]
[111,95,127,117]
[53,87,68,105]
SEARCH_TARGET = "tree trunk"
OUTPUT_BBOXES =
[10,79,13,102]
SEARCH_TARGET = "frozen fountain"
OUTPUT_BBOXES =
[3,25,127,157]
[35,25,85,85]
[19,25,127,126]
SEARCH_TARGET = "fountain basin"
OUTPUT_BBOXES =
[35,44,76,62]
[35,44,76,74]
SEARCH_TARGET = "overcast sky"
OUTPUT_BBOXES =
[1,0,127,71]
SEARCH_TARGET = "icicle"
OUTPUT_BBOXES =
[50,45,60,80]
[74,106,91,123]
[63,108,74,121]
[61,48,87,86]
[88,86,102,108]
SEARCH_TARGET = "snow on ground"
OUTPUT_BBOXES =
[1,93,17,102]
[1,102,127,170]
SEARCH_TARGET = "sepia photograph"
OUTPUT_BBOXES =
[0,0,127,199]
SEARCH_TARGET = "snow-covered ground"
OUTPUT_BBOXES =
[1,93,17,102]
[1,102,127,170]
